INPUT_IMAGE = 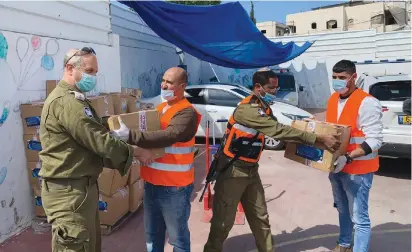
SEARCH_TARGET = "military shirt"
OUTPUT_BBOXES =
[217,95,317,174]
[39,81,133,179]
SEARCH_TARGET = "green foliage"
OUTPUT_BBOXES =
[249,1,256,24]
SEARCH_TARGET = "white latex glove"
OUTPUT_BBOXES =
[110,117,130,142]
[333,155,347,173]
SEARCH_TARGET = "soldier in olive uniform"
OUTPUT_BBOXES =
[204,68,341,252]
[39,48,153,252]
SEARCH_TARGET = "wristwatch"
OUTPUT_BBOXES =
[345,154,353,164]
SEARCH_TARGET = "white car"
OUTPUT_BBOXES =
[358,73,411,158]
[141,83,314,150]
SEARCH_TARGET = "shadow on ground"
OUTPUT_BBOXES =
[223,222,411,252]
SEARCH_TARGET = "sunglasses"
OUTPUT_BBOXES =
[64,47,96,66]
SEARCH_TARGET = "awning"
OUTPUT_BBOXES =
[119,1,312,69]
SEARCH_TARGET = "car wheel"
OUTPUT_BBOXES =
[264,136,285,150]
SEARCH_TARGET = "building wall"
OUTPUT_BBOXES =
[110,2,203,98]
[205,29,411,109]
[345,2,384,31]
[256,21,277,37]
[286,6,345,35]
[0,0,123,243]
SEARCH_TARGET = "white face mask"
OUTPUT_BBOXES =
[332,75,354,94]
[161,89,175,101]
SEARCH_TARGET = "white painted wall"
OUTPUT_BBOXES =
[0,1,122,243]
[110,2,203,98]
[202,29,411,109]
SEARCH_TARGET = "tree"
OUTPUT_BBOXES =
[168,1,221,6]
[249,1,256,24]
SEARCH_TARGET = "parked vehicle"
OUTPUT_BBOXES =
[141,83,314,150]
[357,67,411,159]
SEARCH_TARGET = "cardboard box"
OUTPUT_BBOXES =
[27,161,43,192]
[34,193,46,217]
[88,95,114,118]
[128,160,141,185]
[98,186,129,226]
[284,120,351,172]
[23,133,42,162]
[107,110,165,158]
[126,96,141,113]
[121,88,142,100]
[110,93,128,115]
[46,80,58,97]
[20,102,44,134]
[129,179,144,212]
[98,168,130,196]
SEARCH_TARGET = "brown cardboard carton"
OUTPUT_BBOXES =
[88,95,114,118]
[46,80,58,97]
[126,96,141,113]
[110,93,128,115]
[129,179,144,212]
[20,102,44,134]
[23,133,42,162]
[128,160,141,185]
[98,168,130,196]
[107,110,165,158]
[121,88,142,100]
[34,191,46,217]
[27,161,43,192]
[284,119,351,172]
[99,186,129,226]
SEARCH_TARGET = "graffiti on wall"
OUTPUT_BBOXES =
[0,32,60,127]
[227,68,253,87]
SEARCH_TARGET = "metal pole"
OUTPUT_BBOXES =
[209,62,220,82]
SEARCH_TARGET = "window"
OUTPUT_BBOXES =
[278,75,297,92]
[326,20,338,29]
[311,22,317,29]
[261,30,267,34]
[184,88,206,104]
[287,25,296,33]
[369,81,411,101]
[384,10,396,25]
[207,89,242,107]
[348,19,354,26]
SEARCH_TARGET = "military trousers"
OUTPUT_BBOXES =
[204,164,274,252]
[41,177,101,252]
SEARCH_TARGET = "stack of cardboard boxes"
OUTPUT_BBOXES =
[21,81,156,228]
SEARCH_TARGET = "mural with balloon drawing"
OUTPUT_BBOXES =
[0,31,60,128]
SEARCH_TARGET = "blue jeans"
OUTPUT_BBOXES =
[144,181,194,252]
[329,172,374,252]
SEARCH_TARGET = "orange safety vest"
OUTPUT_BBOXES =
[140,98,202,186]
[325,89,379,174]
[222,95,269,163]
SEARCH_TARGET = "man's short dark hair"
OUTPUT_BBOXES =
[333,60,356,74]
[252,70,277,88]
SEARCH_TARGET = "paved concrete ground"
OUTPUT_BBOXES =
[0,148,410,252]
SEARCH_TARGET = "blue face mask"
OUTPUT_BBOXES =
[332,79,349,94]
[261,91,276,104]
[75,73,97,93]
[161,89,175,101]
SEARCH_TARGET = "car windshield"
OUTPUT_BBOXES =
[370,80,411,101]
[278,75,296,92]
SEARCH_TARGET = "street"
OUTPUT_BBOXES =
[0,148,410,252]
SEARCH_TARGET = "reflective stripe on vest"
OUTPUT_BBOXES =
[325,89,379,174]
[233,123,259,135]
[146,162,193,172]
[165,146,195,154]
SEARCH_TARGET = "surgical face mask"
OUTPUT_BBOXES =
[161,89,175,101]
[75,73,97,93]
[332,75,354,94]
[261,91,276,104]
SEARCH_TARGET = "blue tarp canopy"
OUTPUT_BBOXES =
[120,1,312,69]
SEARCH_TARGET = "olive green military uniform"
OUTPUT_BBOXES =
[204,95,317,252]
[39,81,134,252]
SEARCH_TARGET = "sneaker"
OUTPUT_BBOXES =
[332,245,353,252]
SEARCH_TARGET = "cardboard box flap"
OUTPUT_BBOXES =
[107,110,161,131]
[98,168,129,196]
